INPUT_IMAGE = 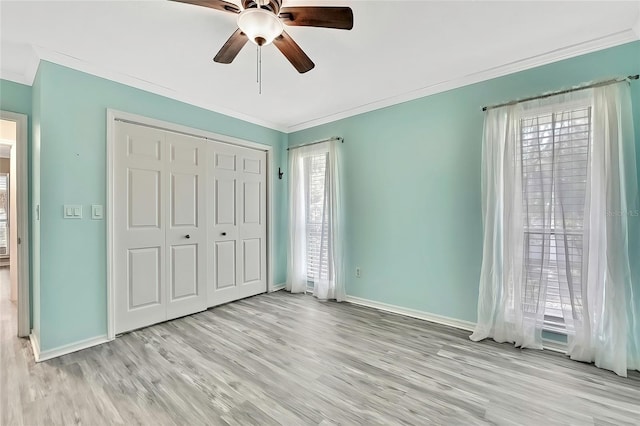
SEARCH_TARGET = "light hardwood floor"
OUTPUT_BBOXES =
[1,275,639,425]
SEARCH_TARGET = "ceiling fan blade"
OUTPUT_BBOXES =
[279,7,353,30]
[272,31,315,74]
[214,29,249,63]
[171,0,240,14]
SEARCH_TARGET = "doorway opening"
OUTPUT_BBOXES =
[0,111,30,339]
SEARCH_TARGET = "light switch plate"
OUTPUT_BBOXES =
[64,205,82,219]
[91,204,104,220]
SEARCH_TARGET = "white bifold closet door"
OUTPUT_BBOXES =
[165,131,207,320]
[208,142,267,307]
[114,120,267,335]
[114,122,207,334]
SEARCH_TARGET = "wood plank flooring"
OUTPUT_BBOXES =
[2,278,639,425]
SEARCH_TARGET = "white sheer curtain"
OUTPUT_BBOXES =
[471,81,639,376]
[574,83,639,375]
[470,101,535,348]
[286,140,345,301]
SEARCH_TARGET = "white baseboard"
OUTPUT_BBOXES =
[345,295,476,332]
[29,333,41,362]
[33,285,282,362]
[270,283,286,292]
[34,334,111,362]
[345,295,568,354]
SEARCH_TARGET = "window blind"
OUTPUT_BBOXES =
[304,153,330,287]
[519,107,591,322]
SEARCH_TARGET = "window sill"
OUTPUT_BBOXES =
[543,319,567,335]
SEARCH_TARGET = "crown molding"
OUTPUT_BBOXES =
[3,27,638,135]
[0,70,31,86]
[286,28,640,133]
[19,45,289,133]
[23,46,41,86]
[0,42,38,86]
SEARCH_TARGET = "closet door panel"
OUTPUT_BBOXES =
[114,122,167,334]
[208,143,240,306]
[236,147,267,298]
[115,120,267,329]
[166,132,208,320]
[208,142,267,307]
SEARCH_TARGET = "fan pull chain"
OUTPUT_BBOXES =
[258,45,262,95]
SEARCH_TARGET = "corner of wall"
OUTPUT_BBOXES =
[24,48,41,87]
[277,133,289,284]
[30,66,42,341]
[29,332,40,361]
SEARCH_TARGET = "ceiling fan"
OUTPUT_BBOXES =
[172,0,353,73]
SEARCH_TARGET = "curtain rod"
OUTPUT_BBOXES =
[287,137,343,151]
[482,74,639,112]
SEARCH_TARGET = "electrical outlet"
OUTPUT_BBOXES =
[355,267,361,278]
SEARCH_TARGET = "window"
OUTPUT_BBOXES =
[518,106,591,328]
[303,152,330,290]
[287,139,343,299]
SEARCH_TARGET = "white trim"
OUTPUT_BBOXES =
[29,47,288,133]
[0,110,31,338]
[24,46,40,86]
[0,45,39,86]
[266,150,275,293]
[345,295,568,354]
[3,29,637,134]
[106,110,116,340]
[106,109,275,339]
[29,333,40,361]
[109,110,274,152]
[542,338,567,354]
[270,283,285,292]
[0,71,32,87]
[286,29,639,132]
[345,295,476,332]
[543,320,568,336]
[33,335,110,362]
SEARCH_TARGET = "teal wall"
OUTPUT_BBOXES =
[0,80,32,113]
[0,79,34,328]
[33,61,288,351]
[2,40,638,353]
[289,41,640,323]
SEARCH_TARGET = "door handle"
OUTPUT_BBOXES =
[221,232,227,236]
[185,234,191,239]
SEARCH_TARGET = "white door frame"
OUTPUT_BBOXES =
[106,109,275,340]
[0,110,31,338]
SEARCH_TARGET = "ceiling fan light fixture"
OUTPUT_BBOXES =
[237,8,283,46]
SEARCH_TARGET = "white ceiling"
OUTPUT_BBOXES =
[1,1,639,132]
